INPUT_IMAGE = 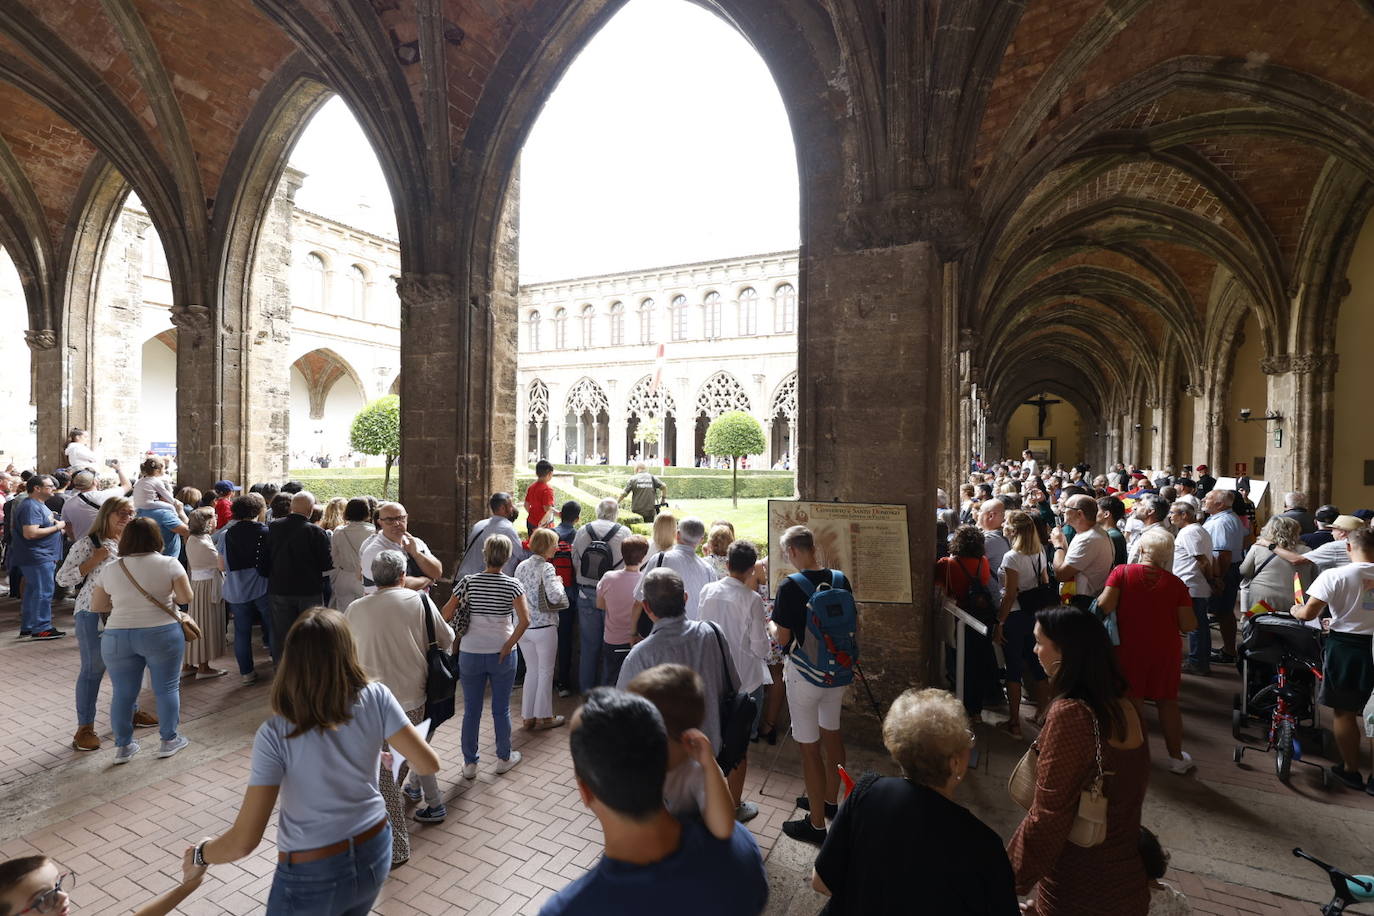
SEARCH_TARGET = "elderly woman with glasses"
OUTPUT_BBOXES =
[810,688,1017,914]
[0,852,205,915]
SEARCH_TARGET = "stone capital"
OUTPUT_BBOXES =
[1144,397,1160,410]
[1289,352,1339,375]
[395,272,455,309]
[170,304,214,343]
[1206,410,1226,429]
[842,187,978,259]
[1259,354,1291,375]
[1184,384,1204,398]
[958,327,977,353]
[24,329,56,351]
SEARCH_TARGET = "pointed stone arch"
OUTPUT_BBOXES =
[694,371,751,463]
[625,375,677,463]
[562,376,610,464]
[768,371,798,465]
[291,348,366,420]
[526,378,550,460]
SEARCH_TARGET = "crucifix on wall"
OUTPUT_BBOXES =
[1023,392,1062,437]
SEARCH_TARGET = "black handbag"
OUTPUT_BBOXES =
[706,621,758,776]
[1017,555,1059,613]
[421,593,460,737]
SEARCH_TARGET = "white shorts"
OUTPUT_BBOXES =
[783,659,846,744]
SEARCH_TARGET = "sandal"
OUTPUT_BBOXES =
[999,718,1024,740]
[536,715,567,730]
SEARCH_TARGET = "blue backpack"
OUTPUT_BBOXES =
[786,570,859,688]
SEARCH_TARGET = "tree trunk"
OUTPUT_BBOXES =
[731,456,739,508]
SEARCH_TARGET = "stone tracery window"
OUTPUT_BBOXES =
[670,295,688,341]
[703,291,721,339]
[738,287,758,336]
[770,371,798,421]
[639,298,655,345]
[553,308,568,349]
[580,304,595,348]
[774,283,796,333]
[627,375,676,420]
[609,301,625,346]
[695,370,751,419]
[527,310,542,351]
[528,379,550,424]
[565,376,610,416]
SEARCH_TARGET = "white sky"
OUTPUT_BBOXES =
[287,0,799,284]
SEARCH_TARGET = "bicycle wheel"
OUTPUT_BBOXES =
[1275,720,1294,783]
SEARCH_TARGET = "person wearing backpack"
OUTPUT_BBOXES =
[571,498,630,694]
[553,500,581,697]
[936,526,1000,721]
[769,525,856,846]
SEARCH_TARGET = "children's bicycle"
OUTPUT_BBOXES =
[1294,848,1374,915]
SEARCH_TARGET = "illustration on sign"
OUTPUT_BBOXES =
[767,500,913,604]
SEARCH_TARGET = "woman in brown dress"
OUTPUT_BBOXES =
[1008,606,1150,916]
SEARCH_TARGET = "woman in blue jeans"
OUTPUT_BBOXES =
[183,607,440,915]
[443,534,530,779]
[90,518,194,763]
[55,496,157,751]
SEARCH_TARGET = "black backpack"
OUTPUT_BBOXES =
[949,556,998,627]
[578,522,622,581]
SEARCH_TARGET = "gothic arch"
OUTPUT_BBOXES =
[694,371,751,419]
[526,378,550,460]
[626,375,677,420]
[625,375,677,463]
[290,348,367,421]
[562,376,610,464]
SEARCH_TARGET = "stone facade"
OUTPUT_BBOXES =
[517,251,799,468]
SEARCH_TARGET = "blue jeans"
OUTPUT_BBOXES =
[74,611,106,725]
[228,595,272,675]
[101,622,184,746]
[459,650,517,764]
[556,585,578,689]
[577,587,604,691]
[267,821,391,915]
[18,561,55,631]
[1186,597,1211,671]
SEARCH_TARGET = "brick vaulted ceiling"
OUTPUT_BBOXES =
[0,0,1369,419]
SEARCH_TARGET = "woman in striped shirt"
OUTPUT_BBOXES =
[443,534,530,779]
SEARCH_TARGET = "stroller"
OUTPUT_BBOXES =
[1231,612,1330,785]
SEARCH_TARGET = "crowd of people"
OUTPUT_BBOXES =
[2,442,1371,915]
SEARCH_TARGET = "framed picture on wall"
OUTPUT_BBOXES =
[1025,437,1053,466]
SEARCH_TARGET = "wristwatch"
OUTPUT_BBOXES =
[193,840,209,868]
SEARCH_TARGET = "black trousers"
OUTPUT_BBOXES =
[268,593,322,662]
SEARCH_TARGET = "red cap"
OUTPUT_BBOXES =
[1196,464,1208,472]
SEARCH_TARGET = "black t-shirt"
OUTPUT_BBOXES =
[773,569,838,653]
[815,774,1018,916]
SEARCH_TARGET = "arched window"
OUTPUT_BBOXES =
[703,291,721,339]
[671,295,688,341]
[553,308,568,349]
[638,298,655,345]
[580,304,596,348]
[775,283,796,333]
[349,265,367,317]
[738,287,758,336]
[528,310,542,352]
[304,253,326,310]
[609,301,625,346]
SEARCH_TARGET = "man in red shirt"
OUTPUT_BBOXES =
[524,460,557,534]
[212,480,239,529]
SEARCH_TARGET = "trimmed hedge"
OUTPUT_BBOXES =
[289,467,387,478]
[297,476,395,501]
[535,463,793,479]
[581,474,794,500]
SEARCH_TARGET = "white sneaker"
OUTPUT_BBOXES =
[157,735,190,759]
[462,762,478,780]
[241,671,259,686]
[1166,752,1195,775]
[113,741,140,764]
[495,751,523,774]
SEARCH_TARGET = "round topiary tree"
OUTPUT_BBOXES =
[349,394,401,497]
[638,414,661,460]
[703,410,766,507]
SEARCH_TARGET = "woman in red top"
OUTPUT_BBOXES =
[1095,527,1196,774]
[1008,606,1150,916]
[935,525,998,719]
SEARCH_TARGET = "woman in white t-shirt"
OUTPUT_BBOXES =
[184,607,439,915]
[993,510,1053,738]
[64,428,100,470]
[90,517,194,764]
[514,528,568,730]
[442,534,530,779]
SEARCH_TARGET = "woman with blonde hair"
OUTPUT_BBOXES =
[1238,516,1313,613]
[514,527,569,729]
[320,496,348,532]
[1096,526,1196,773]
[645,510,678,560]
[181,608,439,914]
[182,507,227,680]
[993,509,1054,738]
[811,688,1016,913]
[703,524,734,576]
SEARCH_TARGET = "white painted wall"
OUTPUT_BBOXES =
[139,338,178,450]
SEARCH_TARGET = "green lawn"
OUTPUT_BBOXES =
[659,497,772,551]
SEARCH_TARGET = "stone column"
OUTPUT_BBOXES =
[26,330,63,470]
[88,209,150,464]
[169,303,218,488]
[799,241,942,705]
[1261,352,1338,505]
[673,377,693,468]
[608,409,628,466]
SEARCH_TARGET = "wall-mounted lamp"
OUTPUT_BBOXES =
[1237,408,1283,424]
[1150,425,1159,433]
[1133,423,1143,431]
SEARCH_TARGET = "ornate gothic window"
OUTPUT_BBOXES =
[775,283,796,333]
[738,287,758,336]
[580,304,595,348]
[565,377,610,416]
[305,252,326,310]
[349,265,367,317]
[703,291,721,339]
[671,295,688,341]
[770,371,798,421]
[609,301,625,346]
[627,375,676,419]
[528,379,550,425]
[695,371,751,419]
[527,310,542,351]
[553,308,568,349]
[638,298,655,345]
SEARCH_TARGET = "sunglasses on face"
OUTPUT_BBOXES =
[18,871,75,915]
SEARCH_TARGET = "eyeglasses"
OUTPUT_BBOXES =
[380,515,408,523]
[19,871,75,914]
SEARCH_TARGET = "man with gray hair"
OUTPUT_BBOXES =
[1126,494,1172,567]
[61,463,130,543]
[260,489,332,659]
[345,549,456,831]
[357,501,441,596]
[456,491,527,578]
[571,497,630,692]
[1280,491,1316,535]
[616,567,740,756]
[633,517,720,621]
[1202,489,1246,663]
[1169,501,1214,675]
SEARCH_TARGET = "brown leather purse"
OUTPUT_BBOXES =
[1007,700,1108,847]
[117,559,202,642]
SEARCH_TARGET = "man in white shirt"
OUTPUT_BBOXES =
[1169,502,1214,675]
[1202,489,1247,662]
[977,499,1009,606]
[633,517,720,620]
[698,539,772,824]
[357,501,442,596]
[1021,449,1038,479]
[1050,494,1113,610]
[455,492,528,578]
[1293,526,1374,791]
[1267,515,1365,573]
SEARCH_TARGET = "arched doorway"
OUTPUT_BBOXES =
[140,332,178,455]
[289,348,367,465]
[769,371,797,467]
[563,377,610,464]
[694,371,751,465]
[625,375,677,464]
